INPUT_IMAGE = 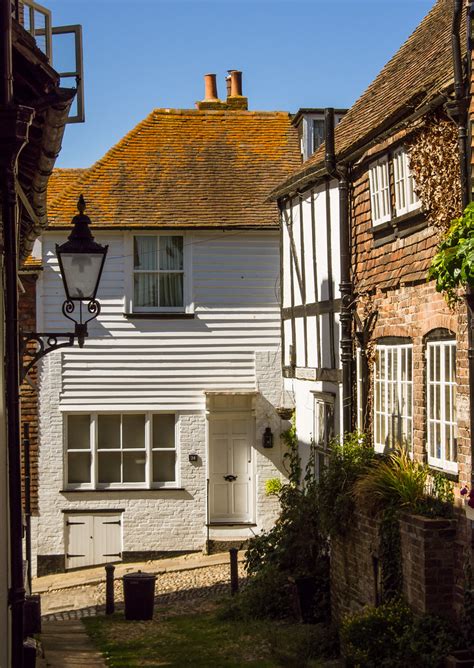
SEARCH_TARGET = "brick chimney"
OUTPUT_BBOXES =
[226,70,248,110]
[196,73,227,110]
[196,71,248,111]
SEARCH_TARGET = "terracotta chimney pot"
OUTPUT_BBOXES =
[204,73,218,101]
[230,70,242,97]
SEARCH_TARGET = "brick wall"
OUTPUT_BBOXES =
[352,118,471,486]
[19,272,39,515]
[330,510,381,622]
[331,507,459,624]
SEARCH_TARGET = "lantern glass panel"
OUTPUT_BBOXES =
[60,251,104,300]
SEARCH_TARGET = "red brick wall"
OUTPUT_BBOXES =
[330,510,381,622]
[19,272,39,515]
[331,507,459,623]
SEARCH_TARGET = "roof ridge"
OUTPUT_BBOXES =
[273,0,455,195]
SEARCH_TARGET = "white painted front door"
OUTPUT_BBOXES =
[65,514,122,570]
[209,415,253,522]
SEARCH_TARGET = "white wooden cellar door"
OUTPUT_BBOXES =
[65,513,122,570]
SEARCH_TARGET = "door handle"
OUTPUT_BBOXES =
[223,474,237,482]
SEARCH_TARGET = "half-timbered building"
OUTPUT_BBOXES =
[273,0,474,620]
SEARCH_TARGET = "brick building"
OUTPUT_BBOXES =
[272,0,474,619]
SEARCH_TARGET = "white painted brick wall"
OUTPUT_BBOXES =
[254,350,289,531]
[34,349,287,566]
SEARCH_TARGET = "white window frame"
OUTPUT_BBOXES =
[312,391,335,480]
[64,412,179,489]
[393,148,421,217]
[373,342,413,453]
[426,339,457,473]
[356,347,364,431]
[368,157,391,226]
[124,232,193,314]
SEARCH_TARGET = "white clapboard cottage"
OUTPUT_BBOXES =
[269,109,346,475]
[33,73,300,575]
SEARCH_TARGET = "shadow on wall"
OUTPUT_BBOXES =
[255,393,290,478]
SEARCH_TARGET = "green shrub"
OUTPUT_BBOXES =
[264,477,283,496]
[318,431,376,536]
[341,599,457,668]
[352,447,454,518]
[353,448,428,513]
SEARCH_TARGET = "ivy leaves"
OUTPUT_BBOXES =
[428,203,474,305]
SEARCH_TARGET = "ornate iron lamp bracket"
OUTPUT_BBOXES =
[20,298,101,382]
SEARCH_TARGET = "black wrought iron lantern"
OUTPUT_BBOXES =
[20,195,108,381]
[56,194,107,302]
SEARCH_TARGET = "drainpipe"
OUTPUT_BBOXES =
[0,1,34,665]
[324,108,353,434]
[452,0,474,484]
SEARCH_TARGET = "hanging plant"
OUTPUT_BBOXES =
[427,202,474,306]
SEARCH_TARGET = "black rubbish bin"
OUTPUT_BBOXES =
[123,571,156,620]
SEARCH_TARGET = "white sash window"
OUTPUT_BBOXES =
[374,342,413,453]
[368,157,391,226]
[426,340,457,473]
[133,235,184,311]
[65,412,178,489]
[393,148,420,217]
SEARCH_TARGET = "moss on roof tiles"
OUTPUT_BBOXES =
[47,109,300,229]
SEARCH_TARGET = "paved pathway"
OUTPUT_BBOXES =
[34,550,245,619]
[39,620,106,667]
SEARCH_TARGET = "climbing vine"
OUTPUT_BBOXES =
[407,111,462,233]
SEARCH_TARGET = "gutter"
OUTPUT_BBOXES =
[20,87,75,259]
[270,90,451,201]
[324,108,353,434]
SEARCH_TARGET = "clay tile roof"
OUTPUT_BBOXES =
[272,0,456,197]
[47,110,300,229]
[47,168,87,207]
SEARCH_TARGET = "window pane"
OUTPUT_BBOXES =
[134,237,157,270]
[153,415,175,448]
[123,452,146,482]
[98,452,121,483]
[68,452,91,483]
[67,415,90,450]
[123,414,145,449]
[134,274,159,307]
[160,274,183,307]
[98,415,121,449]
[153,451,176,482]
[159,236,183,271]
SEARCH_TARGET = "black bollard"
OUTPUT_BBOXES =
[105,563,115,614]
[229,547,239,595]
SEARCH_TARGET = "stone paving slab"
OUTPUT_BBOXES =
[40,619,106,667]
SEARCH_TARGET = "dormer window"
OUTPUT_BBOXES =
[312,119,325,153]
[368,147,422,231]
[393,148,420,216]
[368,157,391,226]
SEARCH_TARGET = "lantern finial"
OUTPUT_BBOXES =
[77,195,86,215]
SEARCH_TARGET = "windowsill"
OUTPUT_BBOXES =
[124,312,195,320]
[61,487,185,493]
[371,209,426,246]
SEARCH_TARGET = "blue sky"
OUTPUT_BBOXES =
[48,0,435,168]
